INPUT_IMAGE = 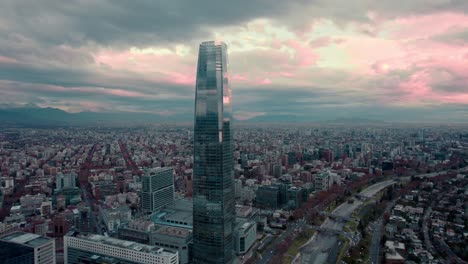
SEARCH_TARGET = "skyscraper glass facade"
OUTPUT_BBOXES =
[141,167,174,213]
[193,41,235,264]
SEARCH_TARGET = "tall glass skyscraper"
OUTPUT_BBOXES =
[193,41,235,264]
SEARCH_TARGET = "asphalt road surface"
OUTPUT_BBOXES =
[369,219,383,264]
[258,220,307,264]
[296,180,395,264]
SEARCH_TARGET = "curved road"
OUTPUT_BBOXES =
[295,180,395,264]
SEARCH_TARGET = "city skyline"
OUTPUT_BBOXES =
[0,1,467,123]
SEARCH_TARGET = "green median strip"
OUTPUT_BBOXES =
[281,229,315,263]
[337,235,350,263]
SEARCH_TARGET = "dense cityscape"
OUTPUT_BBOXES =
[0,122,467,263]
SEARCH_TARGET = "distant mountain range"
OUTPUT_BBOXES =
[239,114,384,124]
[0,105,386,127]
[324,117,385,124]
[0,105,191,127]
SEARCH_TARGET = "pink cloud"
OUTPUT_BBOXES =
[393,70,468,105]
[256,78,272,85]
[265,71,295,78]
[94,49,196,86]
[323,11,468,79]
[438,94,468,104]
[53,101,113,113]
[287,40,319,67]
[102,88,146,98]
[397,72,432,100]
[166,72,196,85]
[414,45,468,77]
[309,37,332,48]
[0,55,18,64]
[249,23,266,34]
[342,25,468,106]
[234,111,266,121]
[271,40,283,49]
[389,12,468,40]
[341,37,404,73]
[371,62,392,74]
[231,74,249,82]
[277,72,294,77]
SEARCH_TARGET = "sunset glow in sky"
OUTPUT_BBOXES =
[0,0,467,122]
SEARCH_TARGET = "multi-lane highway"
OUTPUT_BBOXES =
[369,199,395,264]
[414,166,468,179]
[257,219,307,264]
[295,180,395,264]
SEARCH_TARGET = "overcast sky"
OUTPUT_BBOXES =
[0,0,467,122]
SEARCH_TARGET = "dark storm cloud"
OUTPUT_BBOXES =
[0,61,193,96]
[0,64,90,88]
[2,0,467,47]
[0,0,296,47]
[232,87,370,114]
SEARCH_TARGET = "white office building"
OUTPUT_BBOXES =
[64,232,178,264]
[233,219,257,255]
[315,170,341,191]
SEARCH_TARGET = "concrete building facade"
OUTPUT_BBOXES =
[64,232,178,264]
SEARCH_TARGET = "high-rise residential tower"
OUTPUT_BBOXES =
[193,41,235,264]
[56,172,76,191]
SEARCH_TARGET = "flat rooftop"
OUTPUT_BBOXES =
[70,233,176,257]
[144,167,173,176]
[1,232,52,248]
[167,198,193,211]
[155,226,192,238]
[151,198,193,228]
[236,205,251,214]
[236,218,255,233]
